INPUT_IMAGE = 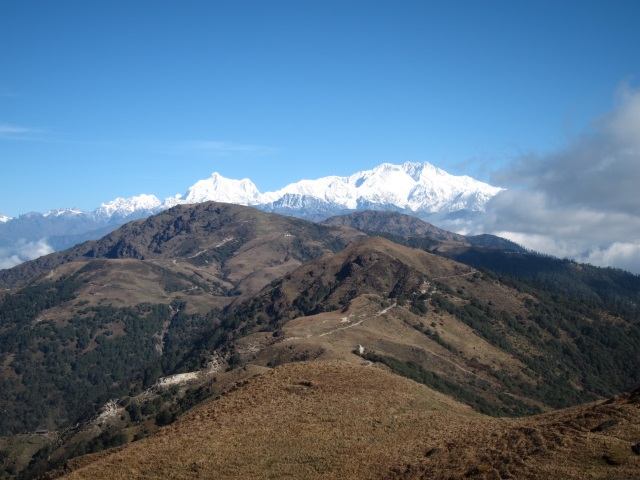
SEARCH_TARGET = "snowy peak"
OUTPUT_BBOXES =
[94,194,163,221]
[1,161,506,270]
[347,162,421,207]
[263,175,350,204]
[2,162,503,235]
[43,208,85,218]
[183,172,262,205]
[261,161,502,214]
[87,161,503,222]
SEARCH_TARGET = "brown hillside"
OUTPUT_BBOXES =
[322,211,525,252]
[0,202,365,295]
[322,210,466,242]
[58,361,640,480]
[225,237,544,415]
[247,236,477,318]
[211,235,640,419]
[4,207,640,477]
[0,203,367,439]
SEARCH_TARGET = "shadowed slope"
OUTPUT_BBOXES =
[219,236,640,416]
[0,203,365,436]
[322,210,524,251]
[322,210,466,242]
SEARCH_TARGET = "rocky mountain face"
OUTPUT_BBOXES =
[2,202,640,479]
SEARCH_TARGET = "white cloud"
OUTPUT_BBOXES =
[0,124,33,134]
[584,242,640,273]
[451,84,640,274]
[0,123,43,140]
[0,239,54,270]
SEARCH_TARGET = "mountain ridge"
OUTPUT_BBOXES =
[5,161,502,222]
[0,162,503,268]
[3,201,640,478]
[0,202,365,292]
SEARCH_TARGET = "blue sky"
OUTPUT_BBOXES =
[1,0,639,218]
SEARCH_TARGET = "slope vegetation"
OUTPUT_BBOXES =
[322,210,467,242]
[0,202,364,293]
[212,237,640,416]
[57,361,640,480]
[0,202,364,436]
[322,210,524,251]
[2,206,640,479]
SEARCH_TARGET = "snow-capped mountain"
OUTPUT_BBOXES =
[183,172,262,205]
[5,161,501,225]
[259,162,501,217]
[146,162,500,220]
[0,161,504,268]
[80,161,500,221]
[42,208,85,218]
[93,194,164,222]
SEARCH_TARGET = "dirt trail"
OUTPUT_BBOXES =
[430,268,477,281]
[318,304,397,337]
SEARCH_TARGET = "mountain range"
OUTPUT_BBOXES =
[0,162,501,268]
[1,202,640,479]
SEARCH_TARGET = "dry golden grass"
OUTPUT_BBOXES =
[58,361,640,480]
[237,290,532,414]
[397,387,640,480]
[252,237,533,369]
[60,361,476,480]
[10,226,640,479]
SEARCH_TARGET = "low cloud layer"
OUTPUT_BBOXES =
[454,84,640,274]
[0,238,54,269]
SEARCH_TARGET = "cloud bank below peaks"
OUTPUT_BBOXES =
[459,84,640,274]
[0,238,54,270]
